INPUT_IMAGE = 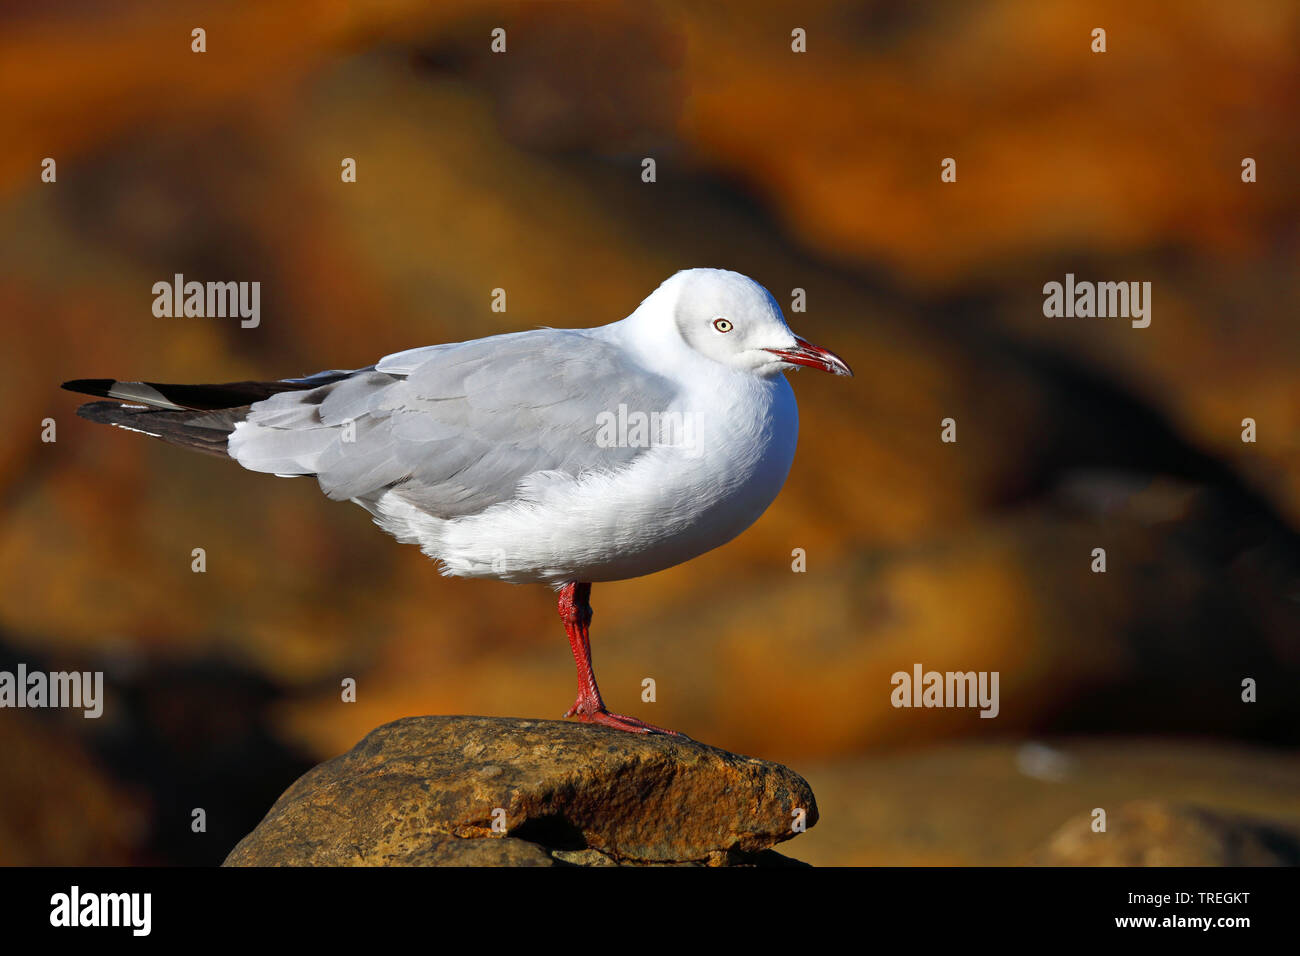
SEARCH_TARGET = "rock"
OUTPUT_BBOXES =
[1034,800,1300,866]
[223,716,817,866]
[793,738,1300,865]
[401,836,555,867]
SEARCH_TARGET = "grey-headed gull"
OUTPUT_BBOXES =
[63,268,851,734]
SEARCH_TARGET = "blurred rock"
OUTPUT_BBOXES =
[0,637,320,865]
[223,716,817,866]
[0,710,144,866]
[795,738,1300,865]
[1035,800,1300,866]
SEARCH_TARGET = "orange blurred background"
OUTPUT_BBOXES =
[1,0,1298,865]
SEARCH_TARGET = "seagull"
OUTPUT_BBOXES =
[62,268,851,734]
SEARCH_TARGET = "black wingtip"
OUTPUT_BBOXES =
[62,378,116,398]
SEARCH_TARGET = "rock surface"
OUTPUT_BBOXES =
[223,716,817,866]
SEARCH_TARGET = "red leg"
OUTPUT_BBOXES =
[557,582,679,735]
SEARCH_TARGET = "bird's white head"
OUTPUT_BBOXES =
[636,268,852,379]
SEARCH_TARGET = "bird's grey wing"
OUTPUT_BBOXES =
[227,328,678,517]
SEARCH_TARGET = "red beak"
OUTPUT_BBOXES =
[765,335,853,377]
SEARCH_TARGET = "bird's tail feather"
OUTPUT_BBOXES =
[61,373,355,457]
[72,402,244,457]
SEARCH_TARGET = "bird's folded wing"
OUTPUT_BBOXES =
[228,328,679,517]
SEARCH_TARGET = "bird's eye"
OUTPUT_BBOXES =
[712,318,733,333]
